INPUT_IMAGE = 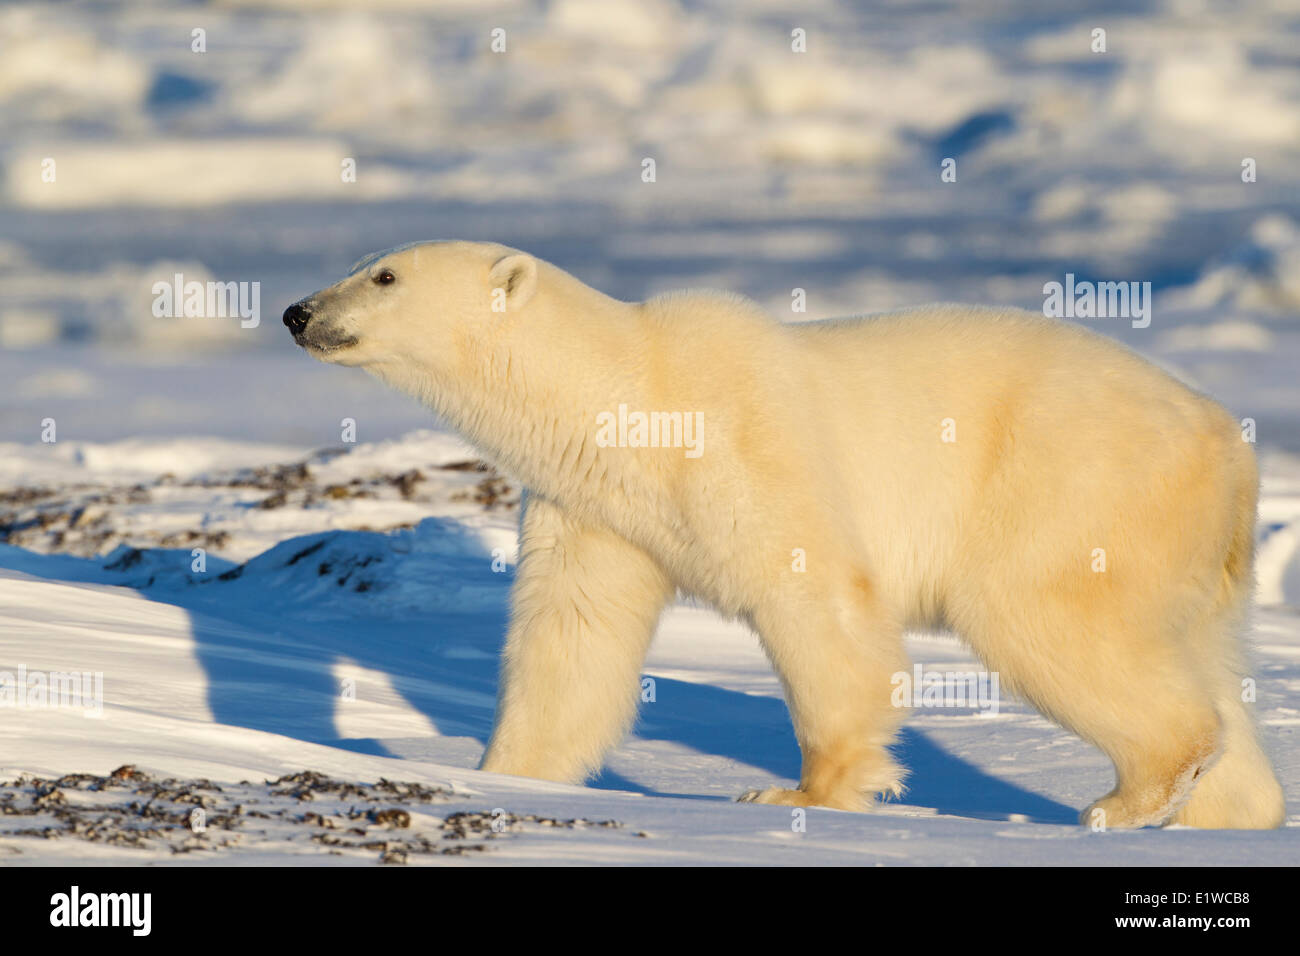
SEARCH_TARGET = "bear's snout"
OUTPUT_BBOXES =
[282,302,312,335]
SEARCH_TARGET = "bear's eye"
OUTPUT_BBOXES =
[374,269,396,285]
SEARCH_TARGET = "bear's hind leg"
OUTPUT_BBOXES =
[479,495,674,784]
[1167,693,1285,829]
[740,572,909,812]
[1168,607,1285,828]
[956,589,1224,829]
[1081,717,1222,830]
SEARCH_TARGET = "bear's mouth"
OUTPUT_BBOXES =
[296,331,359,355]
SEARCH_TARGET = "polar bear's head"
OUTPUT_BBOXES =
[282,240,538,372]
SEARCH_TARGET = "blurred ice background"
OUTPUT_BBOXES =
[2,0,1299,447]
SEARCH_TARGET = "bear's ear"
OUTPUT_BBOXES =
[489,254,538,311]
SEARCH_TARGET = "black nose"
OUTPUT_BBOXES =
[282,303,311,334]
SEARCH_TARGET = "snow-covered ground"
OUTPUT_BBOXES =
[1,0,1299,863]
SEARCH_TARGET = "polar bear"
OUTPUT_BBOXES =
[285,240,1285,829]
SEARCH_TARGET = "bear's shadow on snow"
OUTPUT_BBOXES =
[599,686,1078,824]
[0,536,1076,825]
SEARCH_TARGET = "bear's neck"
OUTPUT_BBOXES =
[430,274,659,517]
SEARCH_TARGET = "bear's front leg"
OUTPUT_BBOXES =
[478,494,674,784]
[739,571,910,811]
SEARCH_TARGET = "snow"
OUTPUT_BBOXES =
[0,0,1298,863]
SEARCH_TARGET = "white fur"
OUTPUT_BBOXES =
[294,240,1286,828]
